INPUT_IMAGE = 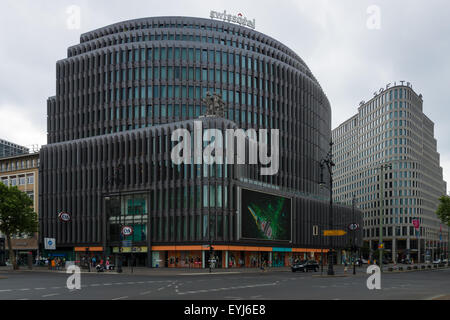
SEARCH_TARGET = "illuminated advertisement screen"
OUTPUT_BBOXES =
[241,189,291,241]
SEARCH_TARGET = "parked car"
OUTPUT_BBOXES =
[355,258,367,266]
[291,260,319,272]
[400,258,412,264]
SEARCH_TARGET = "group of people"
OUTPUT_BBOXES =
[46,257,66,270]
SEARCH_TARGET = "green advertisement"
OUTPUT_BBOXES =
[241,189,291,241]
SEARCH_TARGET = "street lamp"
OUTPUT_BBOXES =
[320,140,335,276]
[352,196,357,275]
[377,163,392,271]
[104,164,124,273]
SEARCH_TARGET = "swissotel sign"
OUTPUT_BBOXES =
[210,10,256,29]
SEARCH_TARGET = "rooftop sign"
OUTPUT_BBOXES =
[210,10,256,29]
[373,81,413,97]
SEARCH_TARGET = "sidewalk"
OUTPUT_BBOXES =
[0,265,292,275]
[0,264,364,276]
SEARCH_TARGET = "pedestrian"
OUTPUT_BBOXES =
[344,261,348,273]
[51,259,56,270]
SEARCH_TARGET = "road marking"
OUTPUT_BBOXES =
[177,282,278,295]
[34,288,46,290]
[0,289,12,292]
[426,294,450,300]
[42,293,59,298]
[90,284,100,287]
[103,283,112,286]
[112,296,128,300]
[127,282,136,285]
[140,291,152,295]
[19,288,30,291]
[51,287,61,289]
[17,298,29,300]
[178,272,241,275]
[137,281,145,284]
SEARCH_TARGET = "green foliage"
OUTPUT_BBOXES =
[0,183,38,237]
[0,183,39,269]
[436,195,450,227]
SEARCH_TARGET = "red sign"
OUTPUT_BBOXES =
[412,219,420,230]
[121,226,134,237]
[58,212,71,222]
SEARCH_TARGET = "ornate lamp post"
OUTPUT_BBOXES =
[377,163,392,271]
[320,140,335,276]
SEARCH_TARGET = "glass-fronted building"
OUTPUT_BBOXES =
[332,84,448,263]
[0,139,28,159]
[40,16,362,268]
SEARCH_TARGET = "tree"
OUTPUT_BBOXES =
[436,195,450,227]
[0,183,38,270]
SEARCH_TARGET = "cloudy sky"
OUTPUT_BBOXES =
[1,0,450,183]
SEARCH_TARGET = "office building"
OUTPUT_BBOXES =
[332,83,447,263]
[40,16,362,267]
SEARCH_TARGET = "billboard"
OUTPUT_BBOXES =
[241,188,291,241]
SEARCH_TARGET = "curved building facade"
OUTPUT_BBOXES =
[40,16,361,267]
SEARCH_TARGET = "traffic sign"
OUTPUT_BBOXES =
[323,230,347,236]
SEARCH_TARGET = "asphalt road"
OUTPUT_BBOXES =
[0,268,449,300]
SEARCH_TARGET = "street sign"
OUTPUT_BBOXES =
[121,226,134,237]
[44,238,56,250]
[348,223,360,231]
[323,230,347,236]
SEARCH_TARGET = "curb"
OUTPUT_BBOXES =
[384,265,450,273]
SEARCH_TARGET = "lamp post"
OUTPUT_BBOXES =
[320,140,335,276]
[104,164,124,272]
[377,163,392,271]
[352,196,357,275]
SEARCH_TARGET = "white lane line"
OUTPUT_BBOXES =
[34,288,46,290]
[0,289,12,292]
[19,289,30,291]
[127,282,136,285]
[179,272,241,276]
[51,287,61,289]
[42,293,60,298]
[177,282,278,295]
[157,287,165,291]
[103,283,112,286]
[112,296,128,300]
[137,281,145,284]
[140,291,152,295]
[17,298,29,300]
[90,284,100,287]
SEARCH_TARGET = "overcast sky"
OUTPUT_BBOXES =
[1,0,450,184]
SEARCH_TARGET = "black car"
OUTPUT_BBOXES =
[291,260,319,272]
